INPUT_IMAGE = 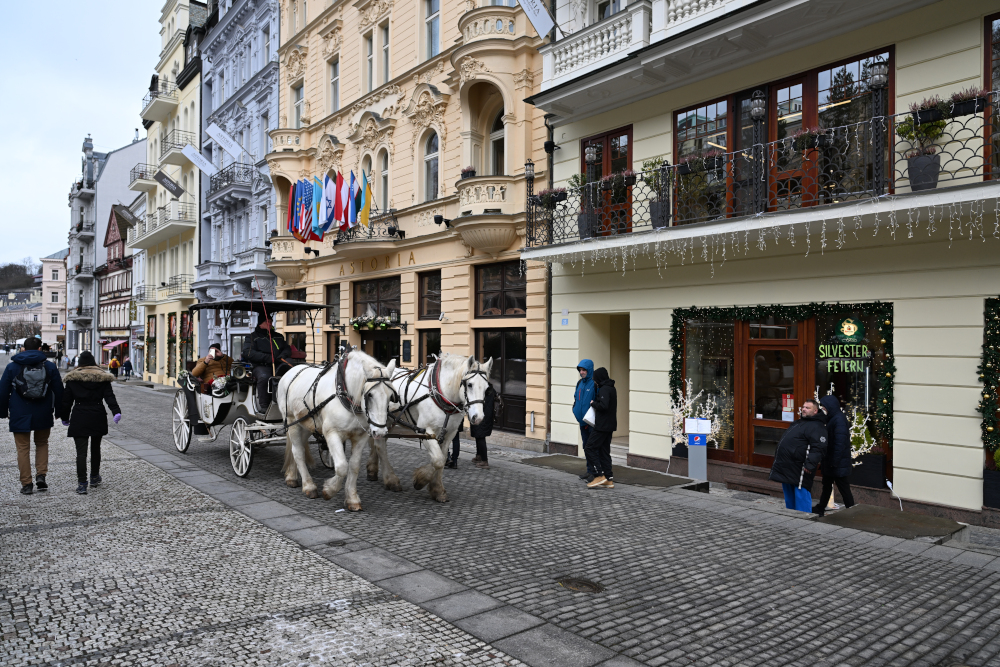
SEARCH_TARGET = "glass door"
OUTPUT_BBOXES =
[476,328,526,432]
[749,345,799,468]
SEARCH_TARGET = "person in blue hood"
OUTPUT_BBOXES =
[814,394,855,516]
[572,359,597,481]
[0,336,64,495]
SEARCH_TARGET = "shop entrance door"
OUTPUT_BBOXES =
[747,344,799,469]
[360,329,400,366]
[476,328,526,433]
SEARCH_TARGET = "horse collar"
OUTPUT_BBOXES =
[431,361,463,415]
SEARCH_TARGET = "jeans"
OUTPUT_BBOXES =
[475,436,488,463]
[781,483,813,512]
[252,365,274,412]
[817,475,855,513]
[584,430,613,479]
[14,430,49,486]
[74,435,102,483]
[580,424,595,475]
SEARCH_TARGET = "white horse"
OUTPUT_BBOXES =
[367,354,493,503]
[277,350,397,510]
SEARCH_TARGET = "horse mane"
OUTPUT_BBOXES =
[436,353,471,400]
[344,350,381,403]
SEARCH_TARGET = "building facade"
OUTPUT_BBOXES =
[127,195,147,376]
[193,0,280,357]
[525,0,1000,522]
[66,136,105,358]
[128,0,208,384]
[263,0,549,444]
[96,210,134,364]
[40,249,69,351]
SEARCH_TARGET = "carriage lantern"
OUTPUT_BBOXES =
[869,58,888,90]
[750,90,766,120]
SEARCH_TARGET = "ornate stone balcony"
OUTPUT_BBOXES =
[452,174,525,257]
[460,4,521,45]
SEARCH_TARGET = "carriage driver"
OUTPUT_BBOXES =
[242,313,293,413]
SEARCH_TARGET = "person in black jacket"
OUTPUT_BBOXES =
[242,313,292,412]
[470,384,497,469]
[768,399,828,512]
[814,395,856,515]
[58,351,121,495]
[585,367,617,489]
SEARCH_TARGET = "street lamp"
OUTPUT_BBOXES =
[869,58,889,90]
[524,158,534,182]
[750,90,766,120]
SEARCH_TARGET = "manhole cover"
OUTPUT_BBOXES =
[327,540,347,547]
[556,577,604,593]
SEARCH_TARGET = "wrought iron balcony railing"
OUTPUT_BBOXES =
[160,130,197,159]
[526,92,1000,247]
[141,81,178,112]
[69,306,94,318]
[334,211,404,244]
[166,274,193,296]
[130,163,158,183]
[134,285,159,302]
[210,163,255,194]
[71,264,94,277]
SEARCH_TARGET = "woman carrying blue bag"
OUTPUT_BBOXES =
[768,399,828,512]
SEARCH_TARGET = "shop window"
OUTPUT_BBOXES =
[325,284,340,325]
[476,328,526,432]
[419,271,441,319]
[475,261,526,318]
[287,331,306,353]
[682,319,735,451]
[419,328,440,366]
[286,288,307,324]
[354,277,401,318]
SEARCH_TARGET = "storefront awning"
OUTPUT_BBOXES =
[102,340,128,350]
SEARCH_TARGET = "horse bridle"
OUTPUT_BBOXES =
[429,360,490,414]
[336,351,398,431]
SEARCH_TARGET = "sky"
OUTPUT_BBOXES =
[0,1,163,267]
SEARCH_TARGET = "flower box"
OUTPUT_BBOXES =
[851,452,885,489]
[951,97,988,117]
[677,163,693,176]
[914,108,944,124]
[623,175,637,187]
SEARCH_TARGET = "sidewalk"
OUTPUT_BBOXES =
[0,428,524,666]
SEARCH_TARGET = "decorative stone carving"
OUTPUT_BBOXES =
[463,15,517,42]
[266,159,282,176]
[317,139,344,174]
[405,91,448,156]
[459,182,507,206]
[359,0,393,29]
[285,49,306,80]
[322,28,342,57]
[513,69,535,90]
[412,62,445,86]
[458,57,490,82]
[417,208,441,227]
[362,119,381,150]
[349,85,403,121]
[206,286,227,299]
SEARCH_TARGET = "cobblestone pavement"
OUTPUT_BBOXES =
[0,429,525,666]
[13,381,1000,667]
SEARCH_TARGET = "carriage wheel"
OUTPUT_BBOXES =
[316,436,335,469]
[172,390,192,453]
[230,417,254,477]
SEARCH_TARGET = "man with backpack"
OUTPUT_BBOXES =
[0,337,65,495]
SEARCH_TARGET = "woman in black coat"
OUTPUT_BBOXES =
[59,351,122,495]
[815,395,855,515]
[469,384,498,469]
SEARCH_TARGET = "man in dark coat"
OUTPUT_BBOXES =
[769,399,828,512]
[242,313,292,412]
[469,383,498,469]
[59,351,121,495]
[0,337,64,495]
[814,395,856,515]
[585,367,617,489]
[572,359,597,481]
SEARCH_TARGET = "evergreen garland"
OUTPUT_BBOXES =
[669,302,894,447]
[979,298,1000,462]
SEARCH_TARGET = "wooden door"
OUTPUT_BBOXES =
[769,77,818,211]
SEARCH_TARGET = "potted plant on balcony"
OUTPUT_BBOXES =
[910,94,950,124]
[950,86,989,118]
[896,99,947,191]
[74,263,81,273]
[677,150,723,176]
[461,166,476,180]
[537,188,567,210]
[643,158,671,230]
[350,314,372,330]
[375,315,391,330]
[569,174,597,240]
[792,127,834,151]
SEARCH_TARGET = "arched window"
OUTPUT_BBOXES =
[362,155,372,182]
[424,132,439,202]
[379,150,389,211]
[490,111,505,176]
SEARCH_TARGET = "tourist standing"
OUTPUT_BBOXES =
[814,395,856,515]
[585,367,617,489]
[121,358,133,379]
[572,359,597,481]
[0,337,64,495]
[768,399,828,512]
[445,419,464,468]
[469,383,498,469]
[59,351,121,495]
[108,356,121,378]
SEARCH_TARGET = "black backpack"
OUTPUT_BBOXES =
[13,362,49,401]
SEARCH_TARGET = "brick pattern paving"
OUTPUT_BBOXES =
[0,430,523,666]
[98,383,1000,667]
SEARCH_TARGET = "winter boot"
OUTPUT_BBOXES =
[76,482,88,495]
[90,475,102,487]
[35,475,47,492]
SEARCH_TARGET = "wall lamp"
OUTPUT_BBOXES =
[304,247,320,256]
[433,215,452,228]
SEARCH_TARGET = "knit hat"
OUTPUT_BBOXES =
[78,351,97,367]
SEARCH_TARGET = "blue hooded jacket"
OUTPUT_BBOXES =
[0,350,64,433]
[572,359,596,425]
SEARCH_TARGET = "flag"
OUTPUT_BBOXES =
[290,181,305,242]
[339,172,353,230]
[322,174,337,234]
[358,171,372,229]
[311,176,324,240]
[300,179,313,236]
[334,172,345,229]
[349,172,359,228]
[286,181,297,237]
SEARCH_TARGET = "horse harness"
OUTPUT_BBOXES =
[389,359,491,445]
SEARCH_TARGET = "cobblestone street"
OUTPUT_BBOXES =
[6,381,1000,666]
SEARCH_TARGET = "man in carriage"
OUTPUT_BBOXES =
[242,313,293,413]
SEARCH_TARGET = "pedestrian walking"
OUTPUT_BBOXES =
[108,356,121,378]
[122,358,133,379]
[0,337,65,495]
[469,383,498,469]
[572,359,597,481]
[768,399,828,512]
[585,367,617,489]
[814,395,856,516]
[58,351,121,495]
[62,354,69,370]
[445,419,464,468]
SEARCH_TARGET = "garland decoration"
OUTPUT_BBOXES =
[979,298,1000,464]
[669,301,894,448]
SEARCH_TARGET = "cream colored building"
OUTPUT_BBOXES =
[127,0,208,384]
[265,0,549,444]
[40,249,69,349]
[524,0,1000,522]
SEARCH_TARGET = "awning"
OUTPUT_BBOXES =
[102,340,128,350]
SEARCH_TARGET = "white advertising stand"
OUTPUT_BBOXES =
[685,418,712,481]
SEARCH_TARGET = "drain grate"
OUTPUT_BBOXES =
[326,540,347,547]
[556,577,604,593]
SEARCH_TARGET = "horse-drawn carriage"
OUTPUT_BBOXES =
[171,298,333,477]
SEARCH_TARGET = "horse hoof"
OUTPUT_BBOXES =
[432,492,449,503]
[286,479,301,488]
[322,489,334,500]
[346,501,362,512]
[386,481,402,492]
[367,472,379,482]
[304,488,319,499]
[413,479,426,491]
